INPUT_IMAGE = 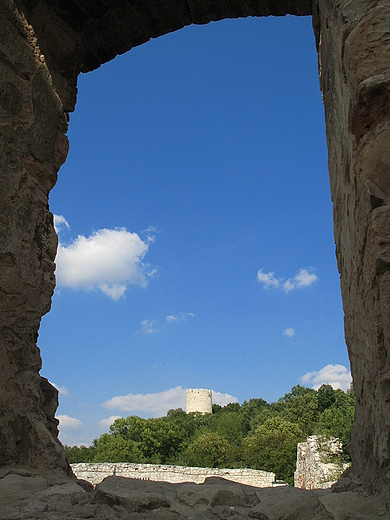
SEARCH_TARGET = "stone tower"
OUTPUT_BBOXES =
[186,389,213,415]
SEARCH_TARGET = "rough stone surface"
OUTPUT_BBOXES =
[0,1,69,474]
[1,0,390,503]
[0,470,388,519]
[294,436,350,490]
[314,0,390,494]
[71,462,276,487]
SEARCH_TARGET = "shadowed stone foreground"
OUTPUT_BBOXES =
[0,469,388,520]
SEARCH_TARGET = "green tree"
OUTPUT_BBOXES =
[210,412,245,468]
[212,404,223,414]
[186,432,229,468]
[279,387,318,436]
[109,416,185,464]
[239,398,269,434]
[315,389,355,460]
[242,416,304,485]
[278,385,316,403]
[65,445,95,463]
[92,433,143,463]
[334,387,355,409]
[248,406,276,431]
[217,402,241,414]
[166,408,197,439]
[317,384,336,413]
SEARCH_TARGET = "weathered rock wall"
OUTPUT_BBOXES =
[1,0,390,495]
[314,0,390,492]
[0,1,69,473]
[71,462,276,488]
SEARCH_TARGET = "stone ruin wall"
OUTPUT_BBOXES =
[294,436,350,490]
[71,462,276,488]
[185,388,213,415]
[1,0,390,496]
[72,437,346,491]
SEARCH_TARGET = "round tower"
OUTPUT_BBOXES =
[186,388,212,415]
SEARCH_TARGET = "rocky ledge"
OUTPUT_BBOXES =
[0,467,388,520]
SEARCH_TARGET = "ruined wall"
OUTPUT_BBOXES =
[71,462,275,488]
[1,0,390,494]
[294,436,349,490]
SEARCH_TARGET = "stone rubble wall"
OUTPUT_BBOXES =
[71,462,275,488]
[294,436,350,490]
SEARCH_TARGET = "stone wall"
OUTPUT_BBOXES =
[71,462,275,488]
[186,388,213,414]
[294,436,350,490]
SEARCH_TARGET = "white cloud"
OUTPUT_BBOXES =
[283,269,318,293]
[301,364,352,391]
[57,414,82,430]
[212,391,239,407]
[283,268,318,293]
[283,328,296,338]
[166,312,195,323]
[55,227,152,300]
[257,270,280,288]
[51,382,70,397]
[103,386,187,416]
[141,319,159,334]
[294,269,318,288]
[282,280,295,293]
[99,283,127,300]
[99,416,122,428]
[103,386,238,417]
[257,268,318,293]
[142,225,157,244]
[53,214,70,232]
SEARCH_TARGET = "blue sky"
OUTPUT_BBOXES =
[38,15,352,446]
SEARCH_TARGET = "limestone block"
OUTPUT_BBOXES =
[294,436,349,490]
[71,462,276,488]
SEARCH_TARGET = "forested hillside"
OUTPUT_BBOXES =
[65,384,355,485]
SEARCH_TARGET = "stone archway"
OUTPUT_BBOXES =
[1,0,390,493]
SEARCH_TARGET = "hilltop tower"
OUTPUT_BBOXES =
[186,388,212,415]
